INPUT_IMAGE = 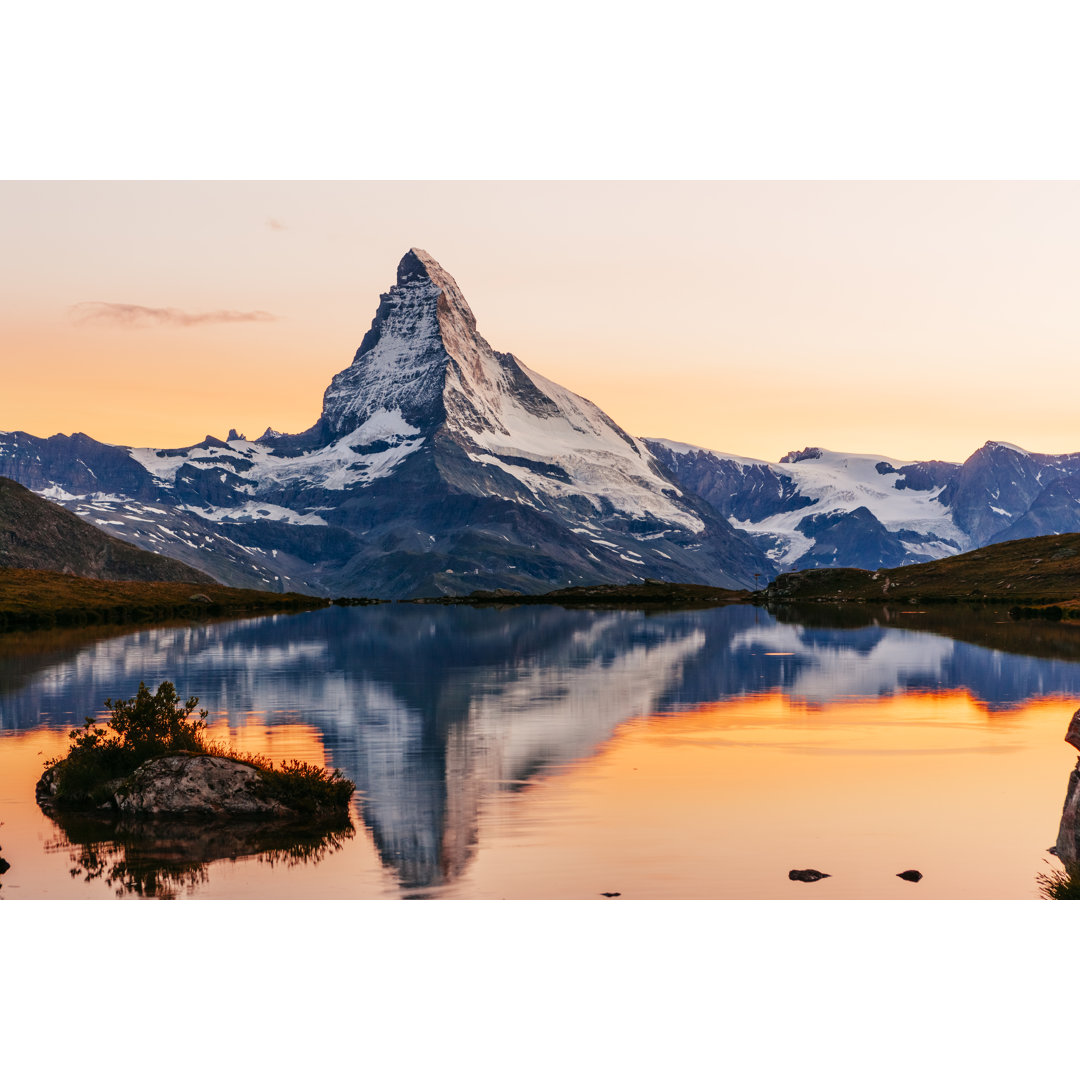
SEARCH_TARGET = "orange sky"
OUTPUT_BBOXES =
[3,181,1080,463]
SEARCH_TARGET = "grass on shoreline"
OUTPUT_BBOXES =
[1037,864,1080,900]
[45,681,354,817]
[0,567,328,633]
[763,532,1080,611]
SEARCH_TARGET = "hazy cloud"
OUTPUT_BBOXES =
[69,302,277,328]
[265,217,286,230]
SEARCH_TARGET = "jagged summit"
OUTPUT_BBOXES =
[981,440,1030,455]
[396,248,475,326]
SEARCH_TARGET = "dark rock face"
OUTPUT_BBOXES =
[938,443,1080,549]
[792,507,909,572]
[891,460,959,492]
[646,442,814,523]
[938,443,1051,547]
[0,431,161,500]
[1055,759,1080,865]
[1066,708,1080,752]
[989,474,1080,545]
[781,447,823,464]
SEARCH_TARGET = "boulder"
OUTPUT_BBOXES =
[1055,758,1080,865]
[1067,708,1080,752]
[35,765,61,809]
[110,755,293,817]
[789,868,830,882]
[37,754,301,817]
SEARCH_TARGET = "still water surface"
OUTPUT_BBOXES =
[1,603,1077,899]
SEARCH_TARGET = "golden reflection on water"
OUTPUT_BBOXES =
[455,691,1077,900]
[0,720,395,900]
[2,692,1076,899]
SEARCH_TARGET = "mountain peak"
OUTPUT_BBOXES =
[395,248,477,333]
[397,247,440,285]
[982,440,1030,456]
[780,447,824,464]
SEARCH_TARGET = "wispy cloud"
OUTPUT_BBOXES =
[69,302,277,328]
[265,217,286,230]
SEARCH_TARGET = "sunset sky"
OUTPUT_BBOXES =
[4,180,1080,464]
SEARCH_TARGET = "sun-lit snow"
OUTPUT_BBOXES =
[129,408,424,508]
[651,440,966,568]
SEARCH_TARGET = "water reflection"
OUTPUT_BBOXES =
[4,604,1080,892]
[43,809,355,899]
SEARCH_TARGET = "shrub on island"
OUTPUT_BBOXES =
[38,681,354,819]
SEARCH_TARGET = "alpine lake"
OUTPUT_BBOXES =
[1,600,1077,900]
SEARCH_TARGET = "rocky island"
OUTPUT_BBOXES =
[37,681,354,822]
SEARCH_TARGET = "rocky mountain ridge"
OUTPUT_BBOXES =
[647,438,1080,573]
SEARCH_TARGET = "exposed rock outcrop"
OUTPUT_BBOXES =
[1055,758,1080,865]
[112,756,294,816]
[1066,707,1080,752]
[38,754,307,818]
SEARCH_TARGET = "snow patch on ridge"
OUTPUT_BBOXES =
[653,440,967,569]
[129,408,423,497]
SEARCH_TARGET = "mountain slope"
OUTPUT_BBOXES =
[0,250,772,598]
[763,531,1080,605]
[0,477,213,583]
[647,441,966,569]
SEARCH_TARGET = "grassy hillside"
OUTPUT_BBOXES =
[0,477,213,583]
[0,568,327,632]
[764,532,1080,608]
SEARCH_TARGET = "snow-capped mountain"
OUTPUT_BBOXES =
[647,438,1080,571]
[0,249,771,598]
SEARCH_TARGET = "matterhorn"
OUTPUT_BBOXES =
[0,249,772,597]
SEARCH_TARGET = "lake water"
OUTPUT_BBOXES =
[1,603,1077,899]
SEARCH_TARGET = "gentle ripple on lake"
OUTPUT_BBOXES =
[0,603,1077,899]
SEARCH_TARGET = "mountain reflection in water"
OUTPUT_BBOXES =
[44,810,355,899]
[4,604,1080,893]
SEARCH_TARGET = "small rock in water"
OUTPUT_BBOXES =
[896,870,923,882]
[789,869,830,882]
[600,892,621,898]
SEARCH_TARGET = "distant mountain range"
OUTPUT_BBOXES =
[648,440,1080,573]
[2,248,1078,597]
